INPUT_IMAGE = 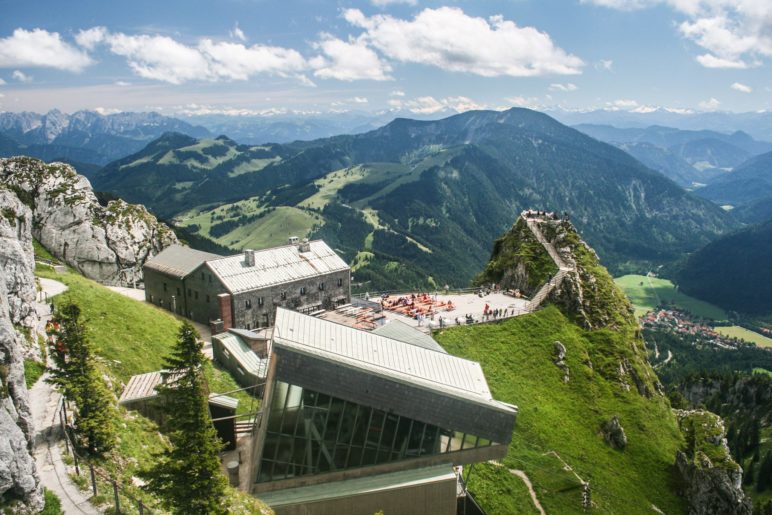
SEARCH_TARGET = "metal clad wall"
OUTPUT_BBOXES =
[271,476,457,515]
[274,347,515,444]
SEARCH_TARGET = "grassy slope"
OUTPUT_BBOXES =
[714,326,772,348]
[615,274,728,320]
[36,265,265,510]
[436,306,686,514]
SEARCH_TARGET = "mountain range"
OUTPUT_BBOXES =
[91,107,736,291]
[574,124,772,188]
[695,151,772,221]
[0,110,210,166]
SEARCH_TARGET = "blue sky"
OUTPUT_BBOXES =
[0,0,770,116]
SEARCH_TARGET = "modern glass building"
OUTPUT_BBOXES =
[249,308,517,514]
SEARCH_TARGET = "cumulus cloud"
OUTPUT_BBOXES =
[0,28,93,71]
[77,27,307,84]
[584,0,772,69]
[390,89,405,96]
[389,95,484,114]
[549,82,578,92]
[731,81,752,92]
[12,70,32,82]
[343,7,583,77]
[698,97,721,110]
[310,33,392,81]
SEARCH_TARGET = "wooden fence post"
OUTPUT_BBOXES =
[89,464,97,496]
[112,480,120,513]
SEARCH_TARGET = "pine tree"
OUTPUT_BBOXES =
[142,322,227,514]
[743,461,754,486]
[45,303,116,455]
[757,451,772,493]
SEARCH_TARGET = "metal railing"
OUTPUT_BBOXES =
[56,398,159,514]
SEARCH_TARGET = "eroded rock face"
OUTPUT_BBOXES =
[0,191,43,511]
[0,157,178,287]
[676,410,752,515]
[601,416,627,450]
[553,341,570,383]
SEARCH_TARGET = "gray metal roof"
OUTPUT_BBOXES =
[208,393,239,410]
[206,240,349,294]
[143,244,222,279]
[212,331,270,378]
[372,320,447,353]
[273,308,493,402]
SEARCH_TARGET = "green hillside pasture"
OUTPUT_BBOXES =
[157,139,239,169]
[216,206,322,250]
[228,156,282,178]
[178,196,263,235]
[299,165,371,210]
[435,306,686,515]
[615,274,728,320]
[35,267,255,412]
[715,326,772,348]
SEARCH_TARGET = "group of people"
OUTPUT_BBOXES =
[381,293,455,322]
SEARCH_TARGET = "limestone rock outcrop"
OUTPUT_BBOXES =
[0,190,43,511]
[553,341,570,383]
[0,156,178,287]
[601,416,627,450]
[675,410,752,515]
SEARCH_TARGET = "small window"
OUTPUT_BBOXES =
[281,291,287,300]
[246,299,252,309]
[206,295,210,303]
[337,278,343,287]
[201,272,204,280]
[319,282,325,291]
[194,291,199,300]
[188,288,192,297]
[246,323,250,330]
[257,297,264,307]
[300,286,306,295]
[176,287,181,296]
[208,274,212,283]
[163,283,167,292]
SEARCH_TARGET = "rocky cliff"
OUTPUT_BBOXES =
[0,190,43,511]
[676,410,752,515]
[0,157,177,286]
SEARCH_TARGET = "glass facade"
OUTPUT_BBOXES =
[257,380,493,483]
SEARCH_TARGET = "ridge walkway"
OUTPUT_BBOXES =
[524,215,575,312]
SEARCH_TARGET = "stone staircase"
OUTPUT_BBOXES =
[524,216,575,312]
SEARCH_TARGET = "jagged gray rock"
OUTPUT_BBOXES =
[553,341,570,383]
[675,410,752,515]
[0,191,43,512]
[0,157,178,286]
[601,416,627,450]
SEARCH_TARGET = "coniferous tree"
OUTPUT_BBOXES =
[46,303,116,455]
[142,322,227,514]
[757,451,772,493]
[743,461,755,486]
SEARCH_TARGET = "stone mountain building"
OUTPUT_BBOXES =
[143,239,350,330]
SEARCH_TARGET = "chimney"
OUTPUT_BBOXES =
[288,236,299,246]
[218,293,233,331]
[244,249,256,267]
[298,238,311,253]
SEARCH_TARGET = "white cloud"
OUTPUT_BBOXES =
[114,80,131,86]
[0,78,5,85]
[75,26,108,51]
[605,98,640,110]
[549,82,578,92]
[12,70,32,82]
[372,0,417,6]
[351,96,369,103]
[230,24,246,42]
[698,97,721,110]
[595,59,614,71]
[389,95,484,114]
[503,96,542,109]
[343,7,583,77]
[93,107,121,115]
[390,89,405,96]
[310,33,392,81]
[80,28,307,84]
[0,28,93,71]
[731,81,752,93]
[585,1,772,69]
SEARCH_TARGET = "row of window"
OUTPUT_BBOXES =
[256,380,493,483]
